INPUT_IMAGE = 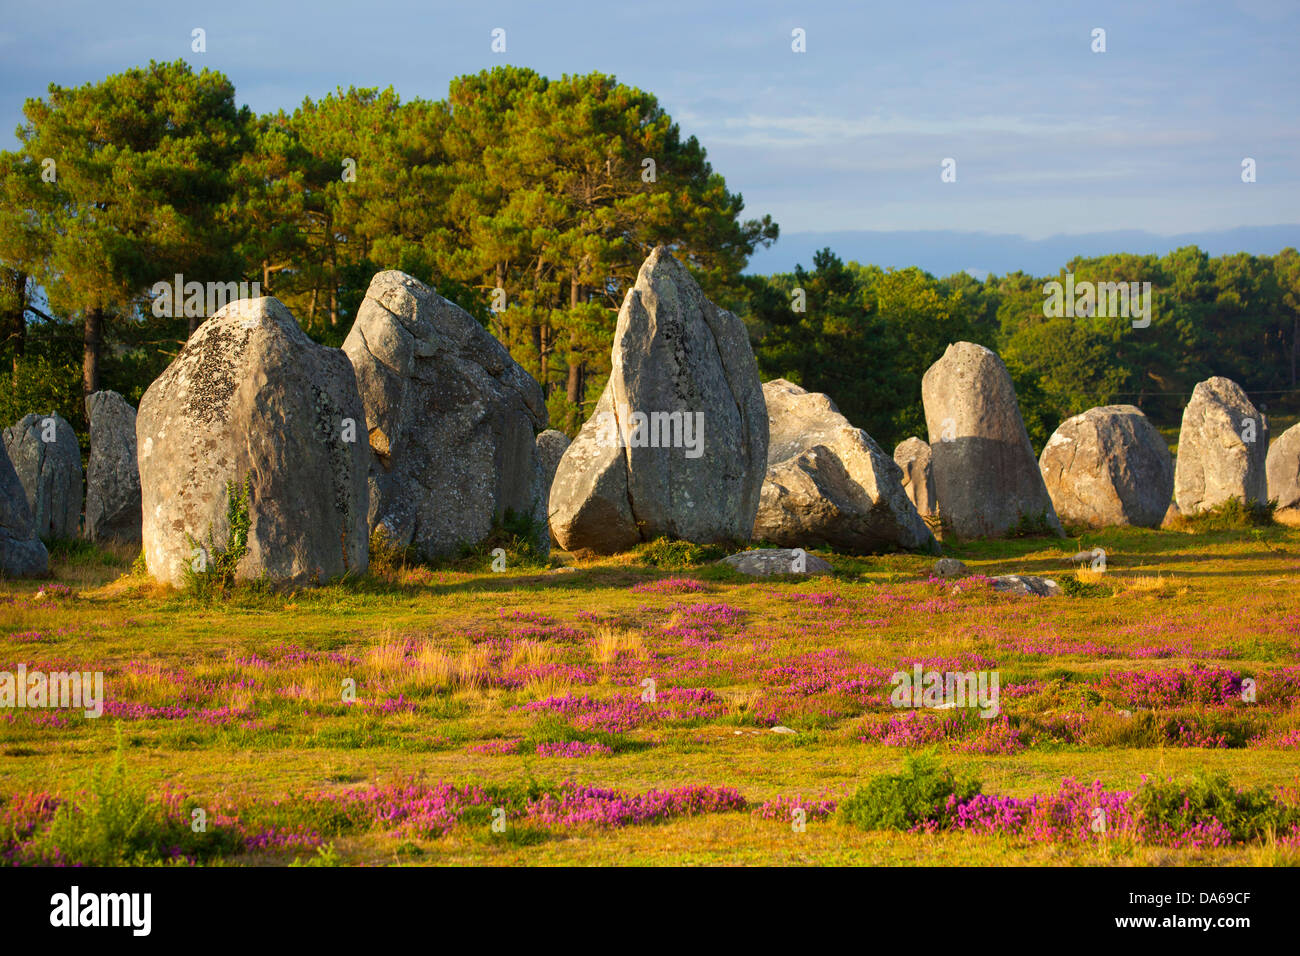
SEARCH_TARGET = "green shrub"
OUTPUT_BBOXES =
[367,525,414,578]
[1170,498,1275,532]
[636,537,726,570]
[183,477,252,598]
[1131,772,1300,842]
[27,734,241,865]
[839,752,981,831]
[455,508,549,571]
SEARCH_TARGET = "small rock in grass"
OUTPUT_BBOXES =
[770,726,797,734]
[990,574,1062,597]
[932,557,967,578]
[1065,547,1105,566]
[720,548,832,576]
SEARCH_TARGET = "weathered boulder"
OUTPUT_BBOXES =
[549,247,768,553]
[1039,405,1173,528]
[84,390,142,544]
[137,297,369,587]
[1173,377,1268,514]
[893,437,937,517]
[754,379,937,554]
[932,557,967,578]
[1266,421,1300,512]
[921,342,1063,538]
[0,440,49,576]
[720,548,832,576]
[991,574,1062,597]
[536,429,571,548]
[342,271,549,559]
[3,412,82,540]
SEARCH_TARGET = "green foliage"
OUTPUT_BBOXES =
[453,508,549,571]
[1131,772,1300,843]
[635,537,726,570]
[1060,574,1109,598]
[1007,509,1061,539]
[838,752,982,831]
[183,477,252,598]
[1169,497,1276,532]
[367,525,414,579]
[28,731,241,865]
[290,842,342,867]
[44,538,120,568]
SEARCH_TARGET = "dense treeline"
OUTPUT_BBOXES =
[1,60,1297,456]
[752,246,1300,450]
[0,60,776,439]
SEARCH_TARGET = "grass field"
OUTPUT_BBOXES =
[2,523,1299,866]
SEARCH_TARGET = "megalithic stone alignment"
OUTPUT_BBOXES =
[548,246,768,554]
[921,341,1064,538]
[341,270,550,560]
[1173,376,1269,515]
[1039,404,1173,528]
[137,297,370,587]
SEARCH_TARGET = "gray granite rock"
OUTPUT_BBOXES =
[342,271,549,559]
[137,297,369,586]
[550,247,767,553]
[922,342,1063,538]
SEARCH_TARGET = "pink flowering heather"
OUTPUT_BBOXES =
[525,783,745,827]
[753,793,837,822]
[534,741,613,757]
[301,780,494,838]
[1103,665,1244,708]
[955,716,1027,755]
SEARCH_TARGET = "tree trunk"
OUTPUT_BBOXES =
[1292,312,1298,387]
[566,276,583,405]
[2,268,26,377]
[83,306,104,398]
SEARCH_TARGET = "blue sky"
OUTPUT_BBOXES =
[2,0,1296,274]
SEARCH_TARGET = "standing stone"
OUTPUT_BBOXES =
[84,390,142,544]
[1039,405,1173,528]
[137,297,369,587]
[893,436,937,517]
[1266,421,1300,513]
[921,342,1063,538]
[342,271,549,559]
[1173,376,1268,515]
[3,412,82,540]
[0,440,49,576]
[536,429,571,547]
[549,247,768,553]
[754,379,937,554]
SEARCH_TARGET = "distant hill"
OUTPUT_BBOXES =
[745,225,1300,278]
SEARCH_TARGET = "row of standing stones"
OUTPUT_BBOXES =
[0,246,1298,583]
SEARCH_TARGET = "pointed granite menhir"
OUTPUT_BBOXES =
[341,270,550,559]
[922,341,1064,538]
[1173,376,1268,515]
[84,389,142,544]
[549,246,768,553]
